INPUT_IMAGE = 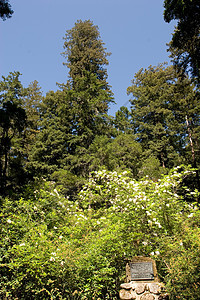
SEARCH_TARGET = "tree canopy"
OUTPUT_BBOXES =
[0,0,13,20]
[127,64,200,172]
[164,0,200,84]
[0,13,200,300]
[0,72,27,194]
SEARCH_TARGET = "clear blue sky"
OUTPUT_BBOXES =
[1,0,176,115]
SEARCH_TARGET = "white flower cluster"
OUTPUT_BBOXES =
[77,166,198,250]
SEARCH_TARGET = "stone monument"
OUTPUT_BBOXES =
[119,257,169,300]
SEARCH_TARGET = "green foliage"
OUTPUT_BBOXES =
[86,135,111,171]
[1,14,200,300]
[127,64,178,168]
[62,20,114,149]
[23,80,42,137]
[106,134,142,176]
[61,20,114,152]
[1,167,199,299]
[52,169,84,200]
[114,106,132,134]
[127,64,200,172]
[160,221,200,299]
[138,155,167,180]
[29,20,114,186]
[80,134,142,177]
[0,72,27,194]
[29,90,72,175]
[0,183,81,299]
[164,0,200,84]
[0,0,13,20]
[62,19,110,83]
[78,167,200,299]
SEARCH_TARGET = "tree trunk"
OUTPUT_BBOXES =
[186,115,200,204]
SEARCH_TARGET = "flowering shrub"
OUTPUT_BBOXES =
[0,166,199,299]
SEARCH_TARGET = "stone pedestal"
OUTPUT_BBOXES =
[119,282,169,300]
[119,257,169,300]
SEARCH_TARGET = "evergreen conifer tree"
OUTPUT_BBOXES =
[127,64,199,169]
[30,20,114,184]
[164,0,200,84]
[0,72,26,194]
[61,20,114,150]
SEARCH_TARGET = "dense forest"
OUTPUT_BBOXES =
[0,0,200,299]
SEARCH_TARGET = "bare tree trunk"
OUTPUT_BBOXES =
[161,152,165,168]
[186,115,195,162]
[186,115,200,204]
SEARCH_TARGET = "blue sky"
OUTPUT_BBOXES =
[1,0,176,115]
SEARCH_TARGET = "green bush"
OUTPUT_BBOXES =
[0,167,199,299]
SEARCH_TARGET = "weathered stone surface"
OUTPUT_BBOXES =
[119,289,136,300]
[148,283,162,294]
[140,293,155,300]
[135,283,147,294]
[120,282,133,290]
[129,282,137,290]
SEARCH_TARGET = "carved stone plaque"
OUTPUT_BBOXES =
[130,262,154,280]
